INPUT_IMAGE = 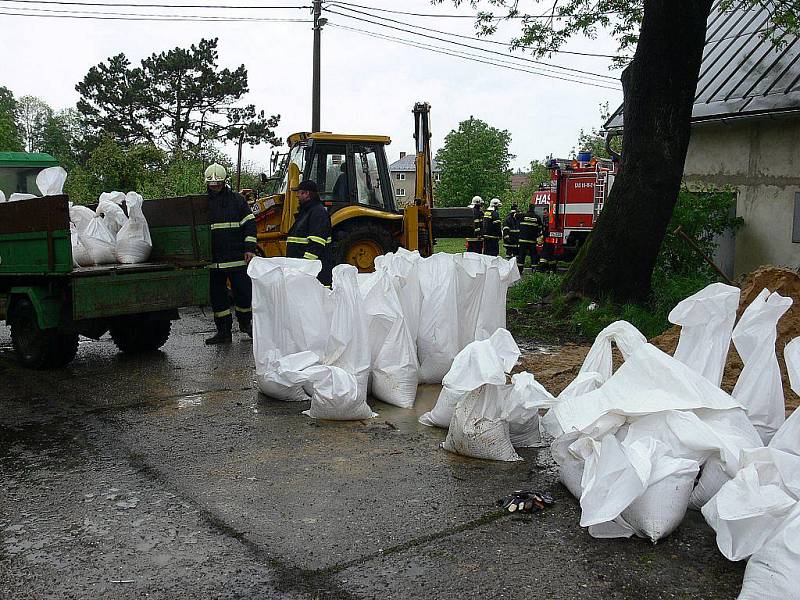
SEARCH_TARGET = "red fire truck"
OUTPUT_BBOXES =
[531,153,618,261]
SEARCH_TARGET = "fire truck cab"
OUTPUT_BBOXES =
[534,152,617,262]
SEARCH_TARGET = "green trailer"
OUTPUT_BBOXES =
[0,194,211,368]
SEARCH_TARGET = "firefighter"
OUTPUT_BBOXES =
[538,206,557,273]
[482,198,502,256]
[205,163,258,345]
[286,180,333,286]
[466,195,483,253]
[502,202,520,260]
[517,202,543,270]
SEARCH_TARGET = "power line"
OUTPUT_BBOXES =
[325,7,619,80]
[328,1,621,20]
[328,22,621,91]
[0,7,310,20]
[327,3,620,63]
[0,0,310,8]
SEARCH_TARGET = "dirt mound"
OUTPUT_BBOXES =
[522,266,800,413]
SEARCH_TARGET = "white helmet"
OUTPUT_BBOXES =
[490,197,501,208]
[470,195,483,207]
[204,163,227,183]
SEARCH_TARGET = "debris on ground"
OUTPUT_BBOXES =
[497,490,554,513]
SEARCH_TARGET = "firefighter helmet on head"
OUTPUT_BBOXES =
[204,163,227,183]
[470,195,482,207]
[490,198,501,208]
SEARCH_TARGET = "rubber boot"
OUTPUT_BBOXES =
[239,318,253,339]
[206,315,233,345]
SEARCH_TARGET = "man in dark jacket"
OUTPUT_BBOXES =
[286,180,333,286]
[517,203,543,270]
[482,198,502,256]
[502,202,520,260]
[205,163,258,345]
[466,195,483,253]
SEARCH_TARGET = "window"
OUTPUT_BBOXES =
[396,172,405,181]
[396,188,405,197]
[308,144,349,201]
[353,144,387,208]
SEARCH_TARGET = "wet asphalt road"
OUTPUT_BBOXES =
[0,309,745,599]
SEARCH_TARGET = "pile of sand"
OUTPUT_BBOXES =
[519,266,800,413]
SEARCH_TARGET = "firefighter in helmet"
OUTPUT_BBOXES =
[517,201,543,270]
[466,195,483,253]
[205,163,258,345]
[482,198,502,256]
[502,202,520,260]
[538,206,557,273]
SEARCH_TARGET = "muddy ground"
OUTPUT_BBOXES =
[1,309,745,599]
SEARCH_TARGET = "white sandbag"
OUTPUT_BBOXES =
[419,386,478,428]
[8,193,37,202]
[578,320,647,383]
[702,463,797,561]
[256,350,316,402]
[420,328,519,427]
[474,256,520,341]
[551,432,590,499]
[0,190,6,203]
[35,166,67,196]
[69,203,95,232]
[70,223,92,268]
[96,192,128,237]
[769,337,800,456]
[301,364,376,421]
[417,253,460,383]
[115,192,152,264]
[549,343,743,435]
[453,253,488,349]
[375,248,422,342]
[731,288,792,443]
[738,504,800,600]
[324,265,371,405]
[442,384,522,462]
[358,269,418,408]
[80,216,117,265]
[505,372,557,448]
[669,282,740,387]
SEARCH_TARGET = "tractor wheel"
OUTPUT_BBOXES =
[9,299,78,369]
[110,315,172,354]
[333,223,399,272]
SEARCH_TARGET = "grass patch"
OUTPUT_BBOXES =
[507,271,717,342]
[434,238,509,255]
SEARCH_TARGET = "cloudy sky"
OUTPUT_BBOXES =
[1,0,624,171]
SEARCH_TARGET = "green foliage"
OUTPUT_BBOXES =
[434,117,514,208]
[0,86,22,151]
[40,108,83,170]
[507,272,563,308]
[76,38,280,154]
[574,102,621,159]
[656,186,742,278]
[15,95,52,153]
[507,159,550,214]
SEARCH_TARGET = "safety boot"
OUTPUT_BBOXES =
[205,330,232,345]
[240,320,253,339]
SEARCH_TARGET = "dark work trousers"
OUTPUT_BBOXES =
[466,240,483,253]
[209,268,252,333]
[483,238,499,256]
[517,243,539,269]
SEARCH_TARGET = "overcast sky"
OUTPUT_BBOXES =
[1,0,624,172]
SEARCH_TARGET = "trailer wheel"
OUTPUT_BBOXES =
[333,223,398,272]
[110,316,172,354]
[9,299,78,369]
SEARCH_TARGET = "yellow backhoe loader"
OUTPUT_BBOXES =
[249,102,470,271]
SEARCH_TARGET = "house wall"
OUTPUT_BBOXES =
[683,114,800,276]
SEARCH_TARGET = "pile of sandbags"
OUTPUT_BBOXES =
[69,190,152,267]
[1,166,67,203]
[248,258,375,420]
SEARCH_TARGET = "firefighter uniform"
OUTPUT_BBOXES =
[286,181,333,286]
[502,206,520,259]
[538,210,557,273]
[483,205,502,256]
[517,207,543,269]
[208,184,258,339]
[466,200,483,253]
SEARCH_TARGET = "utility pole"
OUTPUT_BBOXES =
[312,0,324,132]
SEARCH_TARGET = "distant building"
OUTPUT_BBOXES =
[387,152,441,207]
[605,1,800,277]
[511,172,530,193]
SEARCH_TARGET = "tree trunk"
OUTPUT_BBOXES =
[562,0,713,302]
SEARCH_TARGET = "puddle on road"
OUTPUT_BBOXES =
[176,394,203,410]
